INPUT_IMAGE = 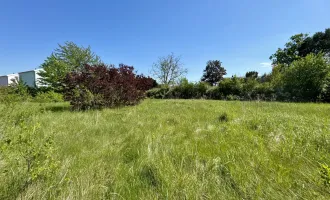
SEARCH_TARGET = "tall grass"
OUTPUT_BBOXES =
[1,99,330,199]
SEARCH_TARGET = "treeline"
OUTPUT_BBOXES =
[1,28,330,109]
[148,28,330,102]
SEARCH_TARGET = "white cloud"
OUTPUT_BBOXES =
[260,62,272,68]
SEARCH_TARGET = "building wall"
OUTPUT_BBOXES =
[19,71,36,87]
[0,76,8,86]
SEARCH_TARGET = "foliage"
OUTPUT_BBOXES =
[320,164,330,187]
[147,76,277,101]
[280,53,330,101]
[146,87,171,99]
[147,79,208,99]
[34,91,64,103]
[270,28,330,65]
[38,41,102,92]
[298,28,330,57]
[245,71,258,79]
[63,64,151,110]
[169,78,208,99]
[0,80,31,103]
[270,33,308,65]
[38,55,69,92]
[201,60,227,85]
[320,75,330,102]
[151,53,187,85]
[136,75,158,91]
[0,105,59,199]
[218,76,243,97]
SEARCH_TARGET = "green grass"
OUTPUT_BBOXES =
[1,99,330,199]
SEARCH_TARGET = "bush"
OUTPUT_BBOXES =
[34,91,64,103]
[205,86,223,100]
[146,79,209,99]
[146,87,170,99]
[0,84,31,104]
[218,76,243,97]
[63,64,150,110]
[280,53,330,101]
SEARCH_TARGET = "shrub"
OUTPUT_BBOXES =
[146,87,170,99]
[205,86,223,100]
[0,106,59,199]
[63,64,149,110]
[218,76,243,97]
[255,82,276,101]
[320,164,330,187]
[34,91,64,103]
[280,53,330,101]
[170,78,196,99]
[0,84,31,104]
[320,74,330,102]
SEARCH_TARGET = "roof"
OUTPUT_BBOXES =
[0,74,18,77]
[18,69,42,74]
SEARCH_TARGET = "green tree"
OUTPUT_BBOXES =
[201,60,227,86]
[270,28,330,66]
[270,33,308,65]
[299,28,330,57]
[281,53,330,101]
[38,42,101,91]
[245,71,258,79]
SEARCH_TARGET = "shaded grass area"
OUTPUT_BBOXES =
[1,99,330,199]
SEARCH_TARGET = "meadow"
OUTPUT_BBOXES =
[1,99,330,199]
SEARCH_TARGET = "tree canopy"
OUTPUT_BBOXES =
[270,29,330,65]
[201,60,227,86]
[38,42,102,91]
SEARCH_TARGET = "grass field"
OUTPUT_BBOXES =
[1,99,330,199]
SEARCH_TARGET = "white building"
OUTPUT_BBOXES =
[18,69,43,88]
[0,74,19,86]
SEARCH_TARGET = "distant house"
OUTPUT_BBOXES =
[18,69,43,88]
[0,74,19,86]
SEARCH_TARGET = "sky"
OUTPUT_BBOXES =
[1,0,330,81]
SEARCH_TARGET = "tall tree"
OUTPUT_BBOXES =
[38,42,101,91]
[299,28,330,57]
[281,53,330,101]
[201,60,227,86]
[270,28,330,65]
[269,33,308,65]
[151,53,187,85]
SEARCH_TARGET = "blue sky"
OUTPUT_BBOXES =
[1,0,330,81]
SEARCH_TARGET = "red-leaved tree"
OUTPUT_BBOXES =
[64,64,155,110]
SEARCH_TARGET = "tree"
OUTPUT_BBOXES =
[281,53,330,101]
[270,28,330,65]
[151,53,187,85]
[38,41,101,91]
[299,28,330,57]
[270,33,308,65]
[245,71,258,79]
[201,60,227,86]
